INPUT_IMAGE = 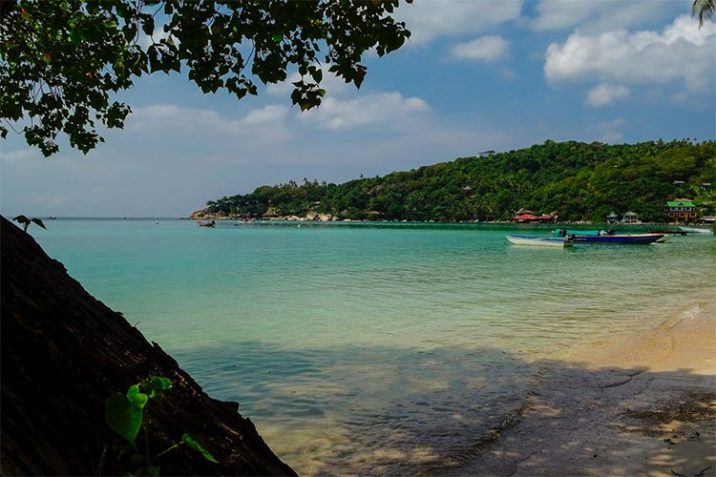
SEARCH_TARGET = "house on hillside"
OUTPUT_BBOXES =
[606,211,619,225]
[621,211,640,224]
[667,199,697,223]
[513,209,558,223]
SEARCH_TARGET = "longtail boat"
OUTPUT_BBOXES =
[571,233,663,244]
[506,235,573,248]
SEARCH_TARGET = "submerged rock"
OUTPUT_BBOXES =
[0,217,295,476]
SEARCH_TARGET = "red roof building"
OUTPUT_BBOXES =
[513,212,557,223]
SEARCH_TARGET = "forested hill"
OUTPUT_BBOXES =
[198,140,716,222]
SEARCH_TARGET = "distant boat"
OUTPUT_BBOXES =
[679,226,714,235]
[197,220,216,228]
[554,229,601,236]
[571,233,663,244]
[506,235,573,248]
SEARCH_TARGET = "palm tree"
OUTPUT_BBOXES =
[693,0,715,27]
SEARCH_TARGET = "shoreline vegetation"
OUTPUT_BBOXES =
[194,140,716,224]
[189,216,701,226]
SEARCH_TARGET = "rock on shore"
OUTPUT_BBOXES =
[0,216,296,476]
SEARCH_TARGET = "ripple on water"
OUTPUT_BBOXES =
[31,221,716,476]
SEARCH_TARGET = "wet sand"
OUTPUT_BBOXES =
[454,299,716,477]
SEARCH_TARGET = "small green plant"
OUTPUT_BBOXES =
[13,215,46,232]
[105,376,218,476]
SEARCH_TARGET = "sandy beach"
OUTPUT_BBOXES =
[453,298,716,477]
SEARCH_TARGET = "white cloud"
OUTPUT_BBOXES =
[128,103,291,142]
[397,1,523,44]
[128,93,430,137]
[545,15,716,92]
[0,149,37,161]
[500,67,517,80]
[586,83,630,107]
[595,118,626,143]
[532,0,598,31]
[451,36,509,62]
[531,0,680,33]
[242,105,288,125]
[129,104,238,133]
[299,92,429,129]
[266,66,350,97]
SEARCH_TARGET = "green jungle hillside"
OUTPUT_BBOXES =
[200,140,716,222]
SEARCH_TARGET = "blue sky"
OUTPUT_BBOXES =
[2,0,715,217]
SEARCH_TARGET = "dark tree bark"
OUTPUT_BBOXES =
[0,216,296,476]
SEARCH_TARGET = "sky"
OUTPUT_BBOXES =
[1,0,715,217]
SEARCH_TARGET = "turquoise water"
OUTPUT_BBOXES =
[33,220,715,475]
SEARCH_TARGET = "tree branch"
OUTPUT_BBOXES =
[0,0,18,24]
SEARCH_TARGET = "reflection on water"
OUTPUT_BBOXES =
[32,221,716,475]
[174,342,536,476]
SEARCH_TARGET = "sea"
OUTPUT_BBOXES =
[31,219,716,475]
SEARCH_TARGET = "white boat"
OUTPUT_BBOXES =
[679,226,714,235]
[506,235,573,248]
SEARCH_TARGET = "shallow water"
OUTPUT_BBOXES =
[33,220,715,475]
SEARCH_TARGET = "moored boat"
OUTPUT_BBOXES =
[506,235,573,247]
[571,233,663,244]
[554,229,601,236]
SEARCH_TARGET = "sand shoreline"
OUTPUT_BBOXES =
[569,298,716,375]
[455,298,716,476]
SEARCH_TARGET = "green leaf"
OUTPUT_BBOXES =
[126,384,149,410]
[142,17,155,36]
[147,45,160,73]
[142,376,172,399]
[13,215,31,232]
[105,392,143,448]
[181,434,218,464]
[69,29,81,45]
[5,0,413,157]
[147,465,160,476]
